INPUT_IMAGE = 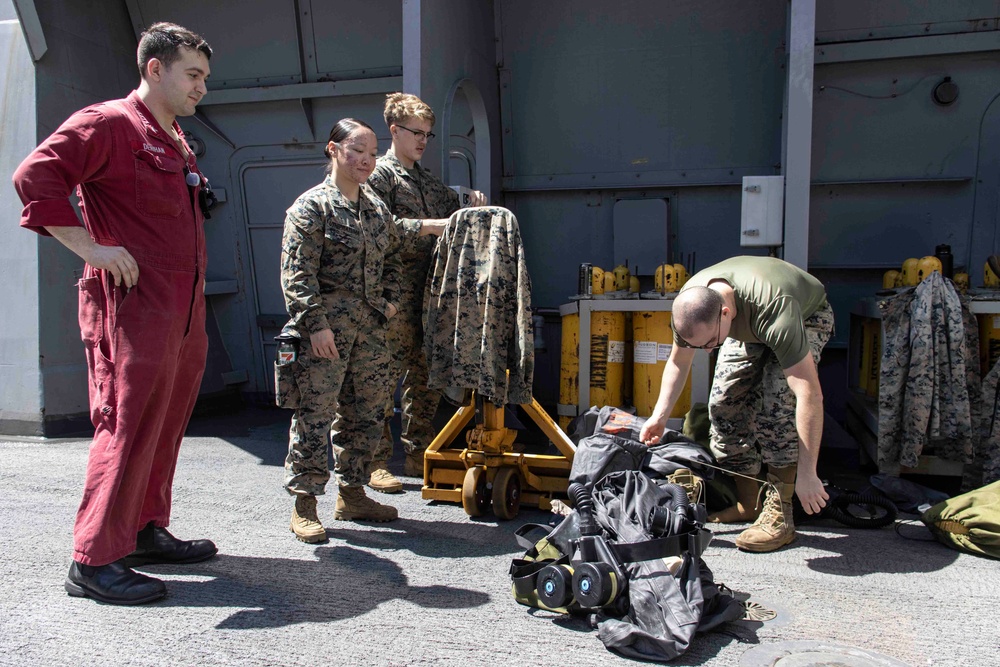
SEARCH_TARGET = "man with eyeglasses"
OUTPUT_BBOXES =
[639,255,834,553]
[365,93,488,491]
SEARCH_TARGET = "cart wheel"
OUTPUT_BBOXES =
[461,466,489,517]
[492,467,521,520]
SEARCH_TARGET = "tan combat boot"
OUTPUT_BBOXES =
[709,474,762,523]
[403,450,425,478]
[334,486,399,522]
[735,467,796,552]
[368,461,403,494]
[290,494,327,543]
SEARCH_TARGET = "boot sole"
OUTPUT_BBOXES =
[333,512,397,522]
[290,524,327,543]
[367,484,403,494]
[123,548,219,568]
[64,579,167,605]
[735,533,796,552]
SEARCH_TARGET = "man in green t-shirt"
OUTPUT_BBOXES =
[639,256,835,552]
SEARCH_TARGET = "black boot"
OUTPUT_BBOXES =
[124,522,218,567]
[65,560,166,605]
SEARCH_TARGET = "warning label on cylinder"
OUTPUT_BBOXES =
[635,341,673,363]
[608,340,625,363]
[634,341,657,364]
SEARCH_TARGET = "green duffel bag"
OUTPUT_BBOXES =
[921,480,1000,560]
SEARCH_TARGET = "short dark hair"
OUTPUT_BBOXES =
[673,286,723,341]
[324,118,375,158]
[137,22,212,79]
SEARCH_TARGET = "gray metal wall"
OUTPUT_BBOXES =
[0,12,42,433]
[6,0,1000,432]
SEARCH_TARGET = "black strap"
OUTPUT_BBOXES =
[610,527,712,563]
[509,555,570,597]
[514,523,556,551]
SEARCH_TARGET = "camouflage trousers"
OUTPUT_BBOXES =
[372,279,442,463]
[284,306,392,493]
[708,303,834,476]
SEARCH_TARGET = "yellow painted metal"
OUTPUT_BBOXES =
[632,311,691,418]
[421,393,576,517]
[559,312,580,430]
[901,257,919,286]
[591,267,606,294]
[954,272,970,293]
[673,263,689,289]
[882,270,901,290]
[979,313,1000,375]
[917,256,943,283]
[629,275,640,293]
[613,264,630,291]
[602,270,616,294]
[654,264,677,293]
[985,260,1000,288]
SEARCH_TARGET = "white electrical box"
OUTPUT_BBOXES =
[740,175,784,247]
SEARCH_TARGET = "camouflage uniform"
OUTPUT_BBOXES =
[981,359,1000,485]
[877,272,982,471]
[708,303,835,475]
[423,207,534,406]
[279,175,402,493]
[367,154,460,458]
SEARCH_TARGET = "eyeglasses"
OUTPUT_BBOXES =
[395,124,436,141]
[689,305,724,350]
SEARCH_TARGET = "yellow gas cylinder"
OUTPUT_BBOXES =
[882,270,901,290]
[591,267,605,295]
[558,311,626,429]
[673,264,689,290]
[985,260,1000,289]
[954,272,970,293]
[901,258,919,286]
[603,270,617,294]
[613,264,631,291]
[629,275,641,293]
[654,264,677,293]
[632,311,692,418]
[917,256,942,283]
[980,313,1000,375]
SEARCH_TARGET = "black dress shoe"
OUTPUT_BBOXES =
[65,559,166,605]
[124,522,218,567]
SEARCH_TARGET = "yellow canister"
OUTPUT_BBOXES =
[917,256,943,283]
[954,272,969,293]
[654,264,677,293]
[602,270,617,294]
[979,313,1000,375]
[613,265,631,291]
[591,267,605,295]
[901,258,919,286]
[882,270,901,290]
[632,311,691,418]
[559,311,626,428]
[673,264,689,290]
[985,261,1000,289]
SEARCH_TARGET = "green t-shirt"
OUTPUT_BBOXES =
[672,256,828,368]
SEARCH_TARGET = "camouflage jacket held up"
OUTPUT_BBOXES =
[877,272,982,470]
[423,207,534,406]
[367,153,460,267]
[280,176,402,336]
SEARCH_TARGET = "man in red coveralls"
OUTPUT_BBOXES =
[12,23,217,605]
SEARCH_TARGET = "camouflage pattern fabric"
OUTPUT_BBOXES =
[981,359,1000,485]
[708,303,834,475]
[423,207,534,406]
[280,176,400,492]
[368,155,461,458]
[283,309,392,492]
[877,273,982,470]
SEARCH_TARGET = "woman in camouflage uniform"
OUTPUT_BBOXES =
[278,118,446,542]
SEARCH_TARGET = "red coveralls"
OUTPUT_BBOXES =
[12,91,208,566]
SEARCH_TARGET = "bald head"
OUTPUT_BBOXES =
[673,286,723,341]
